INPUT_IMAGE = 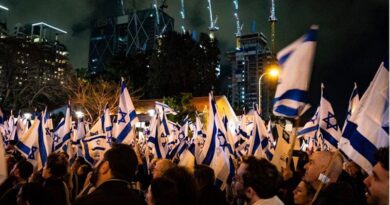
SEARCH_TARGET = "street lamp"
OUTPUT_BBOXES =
[75,111,84,119]
[258,66,280,113]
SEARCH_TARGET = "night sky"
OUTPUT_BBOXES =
[0,0,388,121]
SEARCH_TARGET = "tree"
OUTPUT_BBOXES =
[163,93,198,123]
[63,74,141,122]
[146,31,220,98]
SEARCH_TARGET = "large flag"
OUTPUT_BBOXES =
[273,25,318,118]
[147,114,168,159]
[102,105,113,145]
[53,105,72,154]
[247,107,268,158]
[112,79,138,144]
[81,134,107,165]
[318,84,342,150]
[199,93,234,190]
[16,111,52,169]
[339,61,389,174]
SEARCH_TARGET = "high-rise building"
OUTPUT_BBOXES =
[88,8,174,74]
[228,33,273,118]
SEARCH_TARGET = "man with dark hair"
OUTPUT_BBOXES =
[74,144,142,205]
[42,152,70,205]
[233,156,284,205]
[0,160,33,205]
[364,147,389,205]
[194,164,227,205]
[16,182,48,205]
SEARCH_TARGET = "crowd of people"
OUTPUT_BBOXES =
[0,142,388,205]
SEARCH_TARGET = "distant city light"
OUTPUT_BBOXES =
[23,113,32,120]
[148,109,155,117]
[0,5,9,11]
[32,22,67,34]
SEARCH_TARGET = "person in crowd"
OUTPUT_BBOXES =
[145,177,179,205]
[16,182,47,205]
[363,147,389,205]
[153,159,175,179]
[74,144,143,205]
[292,180,315,205]
[233,156,284,205]
[162,166,198,205]
[76,164,92,191]
[303,151,343,190]
[313,181,356,205]
[0,159,33,205]
[194,164,227,205]
[42,152,70,205]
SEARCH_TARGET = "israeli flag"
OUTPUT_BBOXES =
[112,79,138,144]
[319,84,342,150]
[339,61,389,174]
[248,106,270,159]
[273,25,318,118]
[147,108,170,159]
[53,105,72,153]
[81,134,107,165]
[102,105,113,145]
[199,93,234,190]
[342,83,360,132]
[15,111,52,169]
[298,107,320,139]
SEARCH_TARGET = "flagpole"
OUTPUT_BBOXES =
[286,118,299,170]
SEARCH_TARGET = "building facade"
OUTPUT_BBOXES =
[228,33,273,118]
[88,8,174,74]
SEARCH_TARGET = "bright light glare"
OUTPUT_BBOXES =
[23,113,32,120]
[269,68,279,77]
[148,109,155,117]
[75,111,84,119]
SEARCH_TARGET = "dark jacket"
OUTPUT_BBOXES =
[199,185,227,205]
[74,179,143,205]
[43,178,69,205]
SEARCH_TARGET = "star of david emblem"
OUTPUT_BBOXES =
[322,112,338,131]
[53,134,60,143]
[28,146,37,160]
[118,108,127,124]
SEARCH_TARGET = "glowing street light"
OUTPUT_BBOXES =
[258,65,280,113]
[75,111,84,119]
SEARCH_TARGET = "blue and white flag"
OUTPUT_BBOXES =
[16,111,52,169]
[199,93,234,190]
[339,61,389,174]
[318,84,342,150]
[342,83,360,132]
[53,105,72,154]
[81,134,107,165]
[112,79,138,144]
[147,107,170,159]
[298,107,320,139]
[273,25,318,118]
[248,106,270,159]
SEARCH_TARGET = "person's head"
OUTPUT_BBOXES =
[146,177,180,205]
[71,156,86,172]
[364,147,389,205]
[11,159,33,182]
[153,159,175,179]
[293,180,316,205]
[77,164,92,176]
[313,181,355,205]
[303,151,343,188]
[42,152,69,179]
[163,166,198,205]
[93,143,138,187]
[194,164,215,189]
[17,183,47,205]
[233,156,281,203]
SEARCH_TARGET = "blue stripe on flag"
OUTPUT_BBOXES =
[84,135,106,142]
[303,28,317,42]
[129,110,136,122]
[82,140,94,165]
[273,89,309,103]
[38,117,47,166]
[278,51,293,65]
[320,128,339,148]
[298,125,319,135]
[92,147,105,151]
[16,141,30,155]
[343,121,378,166]
[54,132,71,151]
[252,127,260,155]
[116,122,132,143]
[274,105,301,117]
